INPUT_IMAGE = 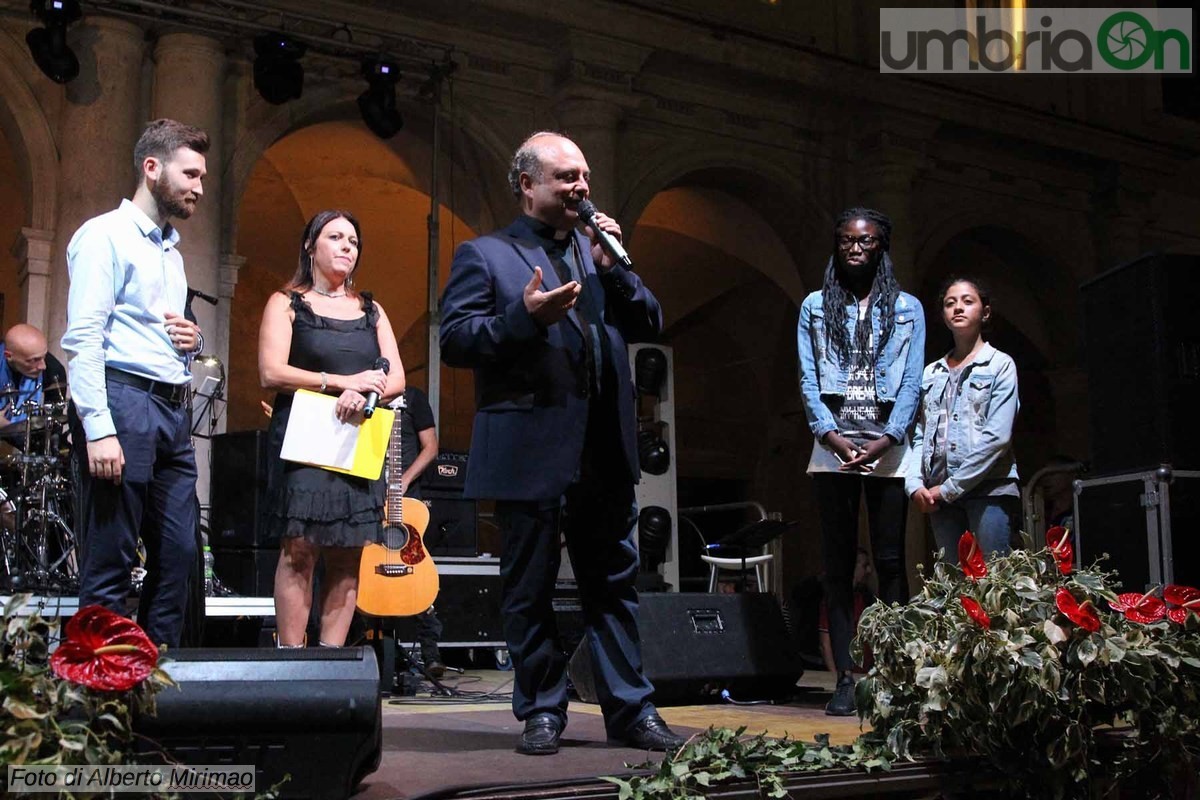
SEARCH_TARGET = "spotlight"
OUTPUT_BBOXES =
[357,56,403,139]
[253,33,306,105]
[26,0,82,84]
[637,506,672,566]
[637,429,670,476]
[635,347,667,397]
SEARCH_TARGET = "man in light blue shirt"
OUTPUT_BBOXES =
[62,118,208,648]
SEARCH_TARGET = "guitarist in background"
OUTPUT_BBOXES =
[391,386,446,677]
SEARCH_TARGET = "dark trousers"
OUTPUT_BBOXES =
[494,419,653,737]
[813,473,908,673]
[75,381,198,648]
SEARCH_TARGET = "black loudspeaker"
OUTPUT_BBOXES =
[423,491,477,556]
[568,592,801,705]
[212,547,278,596]
[210,430,272,548]
[135,647,382,800]
[1082,254,1200,472]
[423,450,469,493]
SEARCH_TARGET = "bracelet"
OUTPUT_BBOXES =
[319,371,328,392]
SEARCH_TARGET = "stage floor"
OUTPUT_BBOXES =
[354,668,865,800]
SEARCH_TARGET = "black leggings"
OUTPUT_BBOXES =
[813,473,908,673]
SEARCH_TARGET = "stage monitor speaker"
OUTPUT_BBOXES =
[210,430,272,549]
[423,491,477,556]
[135,647,381,800]
[212,547,278,596]
[568,592,801,705]
[1082,254,1200,472]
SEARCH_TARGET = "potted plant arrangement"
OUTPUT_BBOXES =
[1,596,172,791]
[609,529,1200,799]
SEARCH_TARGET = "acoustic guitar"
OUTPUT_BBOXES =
[356,396,439,617]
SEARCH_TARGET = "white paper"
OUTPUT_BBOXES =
[279,390,360,469]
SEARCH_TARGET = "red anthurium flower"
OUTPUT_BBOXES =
[50,606,158,692]
[1164,584,1200,625]
[958,531,987,580]
[1109,590,1167,624]
[960,596,991,630]
[1055,588,1101,633]
[1046,525,1074,575]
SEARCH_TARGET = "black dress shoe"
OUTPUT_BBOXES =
[612,713,687,751]
[517,712,563,755]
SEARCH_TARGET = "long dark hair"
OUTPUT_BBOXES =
[821,207,900,366]
[286,209,363,293]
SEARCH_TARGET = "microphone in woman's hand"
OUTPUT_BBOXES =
[363,357,390,418]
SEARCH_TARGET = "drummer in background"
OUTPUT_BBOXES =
[0,323,68,435]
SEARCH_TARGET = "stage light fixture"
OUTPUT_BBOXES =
[635,347,667,397]
[637,506,672,567]
[26,0,82,84]
[638,429,670,476]
[357,56,403,139]
[253,33,307,105]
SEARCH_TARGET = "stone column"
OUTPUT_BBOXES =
[13,227,55,335]
[555,98,622,213]
[48,16,145,354]
[856,158,922,287]
[150,33,226,364]
[151,33,227,509]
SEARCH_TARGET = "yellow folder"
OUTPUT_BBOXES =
[279,389,395,480]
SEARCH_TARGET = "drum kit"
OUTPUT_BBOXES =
[0,381,78,592]
[0,355,228,594]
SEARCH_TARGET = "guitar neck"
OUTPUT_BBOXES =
[386,400,404,523]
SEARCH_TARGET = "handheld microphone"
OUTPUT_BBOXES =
[363,357,390,418]
[186,287,219,306]
[576,199,633,269]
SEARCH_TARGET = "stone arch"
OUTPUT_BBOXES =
[0,29,59,230]
[621,146,829,286]
[223,84,513,250]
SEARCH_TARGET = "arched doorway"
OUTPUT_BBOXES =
[228,118,483,439]
[631,181,815,591]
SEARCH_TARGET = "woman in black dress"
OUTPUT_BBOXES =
[258,210,405,647]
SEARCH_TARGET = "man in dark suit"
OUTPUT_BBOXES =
[440,132,684,756]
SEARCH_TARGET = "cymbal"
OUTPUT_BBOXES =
[41,380,69,396]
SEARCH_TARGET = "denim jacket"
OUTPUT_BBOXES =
[796,290,925,444]
[902,343,1020,503]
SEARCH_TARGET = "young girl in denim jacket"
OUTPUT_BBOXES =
[797,208,925,715]
[905,277,1020,563]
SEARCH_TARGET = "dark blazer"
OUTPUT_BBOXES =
[440,219,663,501]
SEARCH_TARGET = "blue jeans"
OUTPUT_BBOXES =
[930,495,1020,565]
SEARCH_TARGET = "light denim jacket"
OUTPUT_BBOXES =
[902,343,1020,503]
[796,290,925,444]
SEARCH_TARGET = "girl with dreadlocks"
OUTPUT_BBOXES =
[797,207,925,716]
[903,276,1020,564]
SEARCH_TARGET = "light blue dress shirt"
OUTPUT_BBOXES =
[62,199,194,442]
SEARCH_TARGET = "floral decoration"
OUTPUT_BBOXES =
[1055,587,1101,632]
[960,596,991,630]
[49,605,159,691]
[1108,591,1167,624]
[1046,525,1074,575]
[1164,584,1200,625]
[957,531,987,580]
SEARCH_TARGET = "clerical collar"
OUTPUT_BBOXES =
[519,215,572,248]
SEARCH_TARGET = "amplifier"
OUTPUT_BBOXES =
[424,450,469,493]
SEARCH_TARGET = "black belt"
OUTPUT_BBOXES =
[105,368,189,407]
